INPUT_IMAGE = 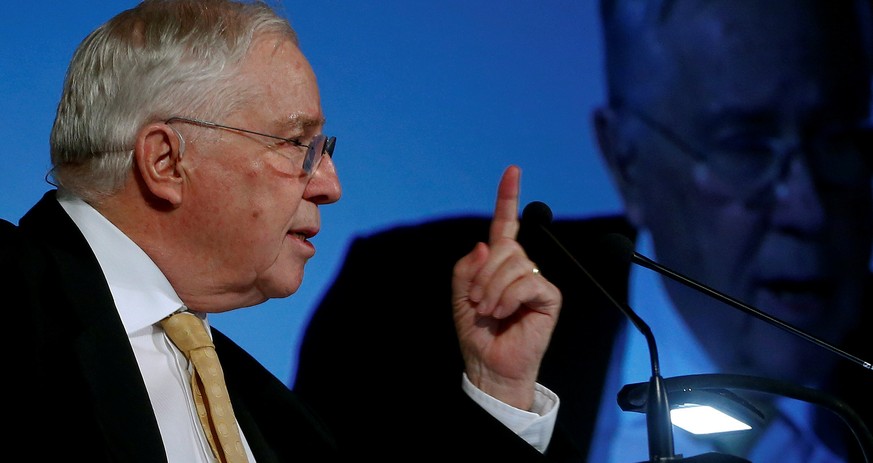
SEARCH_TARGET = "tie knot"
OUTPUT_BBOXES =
[161,311,215,354]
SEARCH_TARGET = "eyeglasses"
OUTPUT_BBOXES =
[617,105,872,207]
[165,116,336,178]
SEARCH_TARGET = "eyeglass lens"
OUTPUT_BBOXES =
[303,135,327,175]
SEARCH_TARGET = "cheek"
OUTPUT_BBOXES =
[703,204,761,249]
[242,193,300,242]
[650,190,762,291]
[691,209,770,304]
[632,155,697,229]
[197,169,298,250]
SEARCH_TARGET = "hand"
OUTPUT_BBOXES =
[452,165,562,410]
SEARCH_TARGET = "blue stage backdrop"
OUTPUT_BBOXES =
[0,1,621,384]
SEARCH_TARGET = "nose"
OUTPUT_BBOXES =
[768,155,825,235]
[303,154,342,204]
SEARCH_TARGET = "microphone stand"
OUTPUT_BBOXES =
[522,202,871,461]
[523,202,678,461]
[600,232,873,461]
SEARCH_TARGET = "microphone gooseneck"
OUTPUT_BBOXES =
[521,201,678,462]
[601,233,873,372]
[603,230,873,461]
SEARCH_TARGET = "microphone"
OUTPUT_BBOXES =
[521,201,680,462]
[601,233,873,372]
[522,202,872,460]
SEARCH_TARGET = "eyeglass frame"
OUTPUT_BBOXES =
[611,101,872,207]
[165,116,336,178]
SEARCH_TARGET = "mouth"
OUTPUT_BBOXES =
[287,226,318,243]
[289,231,311,240]
[755,277,836,317]
[286,228,318,259]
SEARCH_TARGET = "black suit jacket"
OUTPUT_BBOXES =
[295,214,637,459]
[295,214,873,461]
[3,191,578,461]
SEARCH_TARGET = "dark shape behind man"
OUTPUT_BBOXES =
[297,0,873,461]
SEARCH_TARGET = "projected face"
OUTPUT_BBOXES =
[602,0,872,383]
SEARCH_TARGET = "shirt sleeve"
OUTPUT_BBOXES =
[461,373,559,453]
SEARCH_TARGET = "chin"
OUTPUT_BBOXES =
[268,280,301,299]
[256,276,302,300]
[260,259,306,298]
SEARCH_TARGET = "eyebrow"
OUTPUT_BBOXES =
[277,113,327,133]
[699,107,780,134]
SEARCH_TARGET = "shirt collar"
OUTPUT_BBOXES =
[57,190,185,334]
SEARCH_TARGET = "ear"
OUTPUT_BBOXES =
[592,105,644,226]
[133,123,185,206]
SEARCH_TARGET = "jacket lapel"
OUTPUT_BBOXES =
[20,192,168,462]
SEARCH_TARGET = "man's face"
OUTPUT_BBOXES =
[176,36,342,310]
[614,1,871,382]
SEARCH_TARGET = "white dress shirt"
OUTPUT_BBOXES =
[57,191,558,460]
[58,191,258,462]
[587,231,842,463]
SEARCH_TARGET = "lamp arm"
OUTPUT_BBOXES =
[618,373,873,462]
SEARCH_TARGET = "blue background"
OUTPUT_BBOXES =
[0,1,621,385]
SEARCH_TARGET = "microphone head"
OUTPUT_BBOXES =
[522,201,553,227]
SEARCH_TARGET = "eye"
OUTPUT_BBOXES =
[261,138,304,164]
[712,127,776,154]
[707,132,780,181]
[270,137,304,150]
[282,137,304,147]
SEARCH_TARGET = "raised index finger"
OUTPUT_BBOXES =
[489,165,521,244]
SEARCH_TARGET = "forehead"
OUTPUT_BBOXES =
[642,1,870,118]
[664,2,843,69]
[236,34,323,129]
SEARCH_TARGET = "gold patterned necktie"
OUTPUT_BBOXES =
[161,310,249,463]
